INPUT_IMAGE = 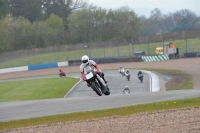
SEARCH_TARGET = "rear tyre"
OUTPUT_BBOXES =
[140,77,143,83]
[91,81,102,96]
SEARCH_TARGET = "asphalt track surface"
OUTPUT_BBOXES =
[0,70,200,122]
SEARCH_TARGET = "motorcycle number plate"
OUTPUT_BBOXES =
[86,72,93,79]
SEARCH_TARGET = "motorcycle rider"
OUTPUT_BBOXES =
[125,69,130,76]
[80,55,107,87]
[59,68,66,77]
[119,66,125,76]
[137,71,144,82]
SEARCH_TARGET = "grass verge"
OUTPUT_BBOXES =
[0,97,199,131]
[134,68,193,90]
[0,77,79,102]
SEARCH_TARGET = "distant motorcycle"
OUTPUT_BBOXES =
[84,66,110,96]
[59,72,66,77]
[123,86,130,94]
[138,76,143,82]
[138,71,144,83]
[119,66,125,76]
[125,69,130,81]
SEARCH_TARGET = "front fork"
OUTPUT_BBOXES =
[96,74,106,87]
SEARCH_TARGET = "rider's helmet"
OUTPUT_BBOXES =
[81,55,89,65]
[126,69,129,73]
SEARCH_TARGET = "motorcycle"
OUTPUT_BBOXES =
[119,66,125,76]
[59,72,66,77]
[125,69,130,81]
[138,73,144,83]
[84,66,110,96]
[123,86,130,94]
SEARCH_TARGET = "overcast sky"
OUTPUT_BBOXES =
[88,0,200,17]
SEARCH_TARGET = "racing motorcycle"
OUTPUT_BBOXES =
[123,86,130,94]
[84,66,110,96]
[119,66,125,76]
[125,69,130,81]
[138,76,143,82]
[59,72,66,77]
[138,72,144,83]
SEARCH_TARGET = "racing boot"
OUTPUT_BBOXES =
[102,76,107,83]
[87,82,91,87]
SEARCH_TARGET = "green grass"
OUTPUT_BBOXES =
[0,38,199,69]
[0,77,79,102]
[0,97,199,131]
[137,68,193,90]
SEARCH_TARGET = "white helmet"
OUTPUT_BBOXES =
[81,55,89,65]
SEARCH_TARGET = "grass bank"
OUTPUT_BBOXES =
[0,77,79,102]
[139,68,193,90]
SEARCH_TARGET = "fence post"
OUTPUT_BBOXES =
[132,44,134,57]
[118,45,120,57]
[148,42,150,55]
[185,39,188,53]
[104,47,105,58]
[162,41,164,54]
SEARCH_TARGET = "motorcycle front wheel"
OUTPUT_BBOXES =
[91,81,102,96]
[104,87,110,95]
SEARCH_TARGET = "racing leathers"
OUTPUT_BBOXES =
[80,60,107,87]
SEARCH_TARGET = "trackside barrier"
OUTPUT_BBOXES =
[57,61,69,67]
[0,66,28,74]
[142,70,160,92]
[28,63,58,70]
[142,54,169,62]
[0,61,69,74]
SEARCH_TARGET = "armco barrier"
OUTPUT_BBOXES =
[0,57,142,73]
[0,66,28,74]
[0,61,69,74]
[28,63,58,70]
[142,70,160,92]
[58,61,69,67]
[68,57,142,66]
[142,54,169,62]
[184,52,200,58]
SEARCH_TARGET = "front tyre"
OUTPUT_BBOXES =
[104,87,110,95]
[91,81,102,96]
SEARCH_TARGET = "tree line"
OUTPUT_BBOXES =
[0,0,199,52]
